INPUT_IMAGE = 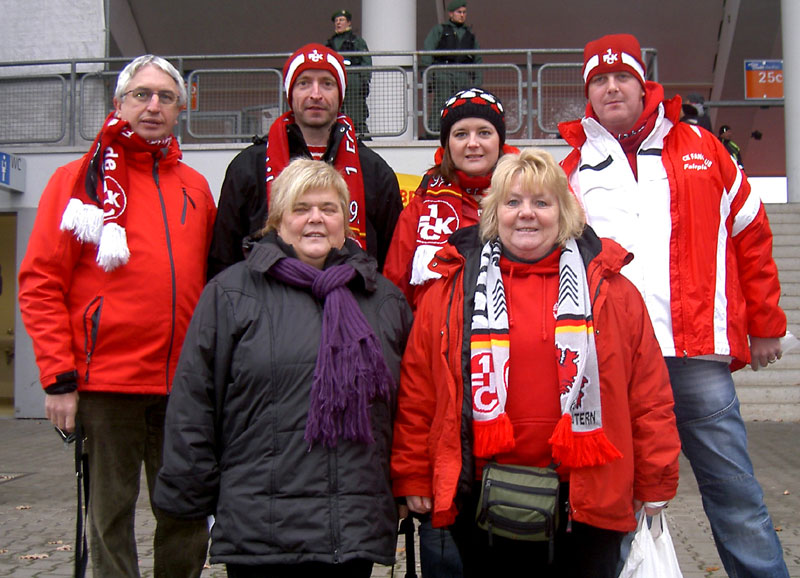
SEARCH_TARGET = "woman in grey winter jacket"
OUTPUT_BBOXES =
[154,158,413,578]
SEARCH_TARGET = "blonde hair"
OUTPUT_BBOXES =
[480,148,585,245]
[262,158,350,234]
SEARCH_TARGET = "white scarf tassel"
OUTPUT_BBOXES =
[96,222,130,271]
[60,199,103,244]
[410,244,444,285]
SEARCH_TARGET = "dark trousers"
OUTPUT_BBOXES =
[451,482,625,578]
[418,516,464,577]
[78,392,209,578]
[226,559,373,578]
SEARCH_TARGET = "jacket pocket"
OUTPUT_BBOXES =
[181,187,197,225]
[82,296,103,383]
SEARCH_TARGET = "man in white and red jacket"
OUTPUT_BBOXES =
[18,55,215,577]
[559,33,789,577]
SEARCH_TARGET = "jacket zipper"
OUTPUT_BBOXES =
[153,159,178,393]
[82,296,103,383]
[181,187,195,225]
[329,449,342,563]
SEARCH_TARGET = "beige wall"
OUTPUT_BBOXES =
[0,213,16,402]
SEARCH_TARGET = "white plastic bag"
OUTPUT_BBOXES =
[651,511,683,577]
[619,510,683,578]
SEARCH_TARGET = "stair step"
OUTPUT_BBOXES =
[734,369,800,386]
[766,212,800,223]
[743,203,800,420]
[780,295,800,310]
[778,270,800,282]
[774,246,799,258]
[772,233,798,244]
[740,403,800,421]
[780,283,800,296]
[774,259,800,272]
[765,202,800,215]
[770,223,800,234]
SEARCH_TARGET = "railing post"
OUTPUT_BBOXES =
[526,51,534,139]
[412,55,419,140]
[176,57,185,143]
[68,61,77,146]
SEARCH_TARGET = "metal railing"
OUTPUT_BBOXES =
[0,48,659,146]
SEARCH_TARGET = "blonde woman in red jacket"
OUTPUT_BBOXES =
[391,148,680,577]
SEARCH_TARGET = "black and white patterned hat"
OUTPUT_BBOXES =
[440,88,506,147]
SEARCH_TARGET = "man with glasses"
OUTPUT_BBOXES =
[18,54,215,577]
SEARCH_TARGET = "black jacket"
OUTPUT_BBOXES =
[155,233,413,566]
[207,122,402,278]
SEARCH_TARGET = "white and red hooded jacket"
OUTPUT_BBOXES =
[559,91,786,370]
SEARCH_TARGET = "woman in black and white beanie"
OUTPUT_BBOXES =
[385,88,518,309]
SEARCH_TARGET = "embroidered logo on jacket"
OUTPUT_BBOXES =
[417,200,460,243]
[682,152,713,171]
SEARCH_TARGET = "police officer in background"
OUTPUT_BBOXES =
[326,9,372,137]
[422,1,482,135]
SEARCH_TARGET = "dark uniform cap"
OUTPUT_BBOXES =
[447,0,467,11]
[331,9,352,21]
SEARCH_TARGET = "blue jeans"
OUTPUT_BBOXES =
[418,517,464,578]
[665,358,788,578]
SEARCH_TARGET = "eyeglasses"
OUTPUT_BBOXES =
[123,88,179,105]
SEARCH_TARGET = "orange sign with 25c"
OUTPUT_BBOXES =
[745,60,783,100]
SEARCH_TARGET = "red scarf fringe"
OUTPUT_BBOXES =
[473,413,516,458]
[548,413,623,467]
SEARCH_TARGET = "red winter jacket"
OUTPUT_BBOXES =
[19,146,216,395]
[391,227,680,532]
[559,95,786,369]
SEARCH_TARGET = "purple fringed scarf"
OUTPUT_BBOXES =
[268,257,396,448]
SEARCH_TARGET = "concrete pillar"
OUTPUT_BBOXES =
[782,0,800,202]
[362,0,417,138]
[362,0,416,63]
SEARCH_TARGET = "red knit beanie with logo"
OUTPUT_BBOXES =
[582,34,646,96]
[283,43,348,109]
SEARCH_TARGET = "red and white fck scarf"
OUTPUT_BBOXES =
[470,238,622,467]
[60,112,175,271]
[265,112,367,250]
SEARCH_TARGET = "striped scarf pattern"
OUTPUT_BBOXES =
[470,238,622,467]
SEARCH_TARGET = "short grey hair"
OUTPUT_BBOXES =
[114,55,187,106]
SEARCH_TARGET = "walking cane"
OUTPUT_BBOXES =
[56,423,89,578]
[398,515,417,578]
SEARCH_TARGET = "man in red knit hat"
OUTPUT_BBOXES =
[209,43,402,279]
[560,33,789,576]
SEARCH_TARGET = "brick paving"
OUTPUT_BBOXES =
[1,418,798,577]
